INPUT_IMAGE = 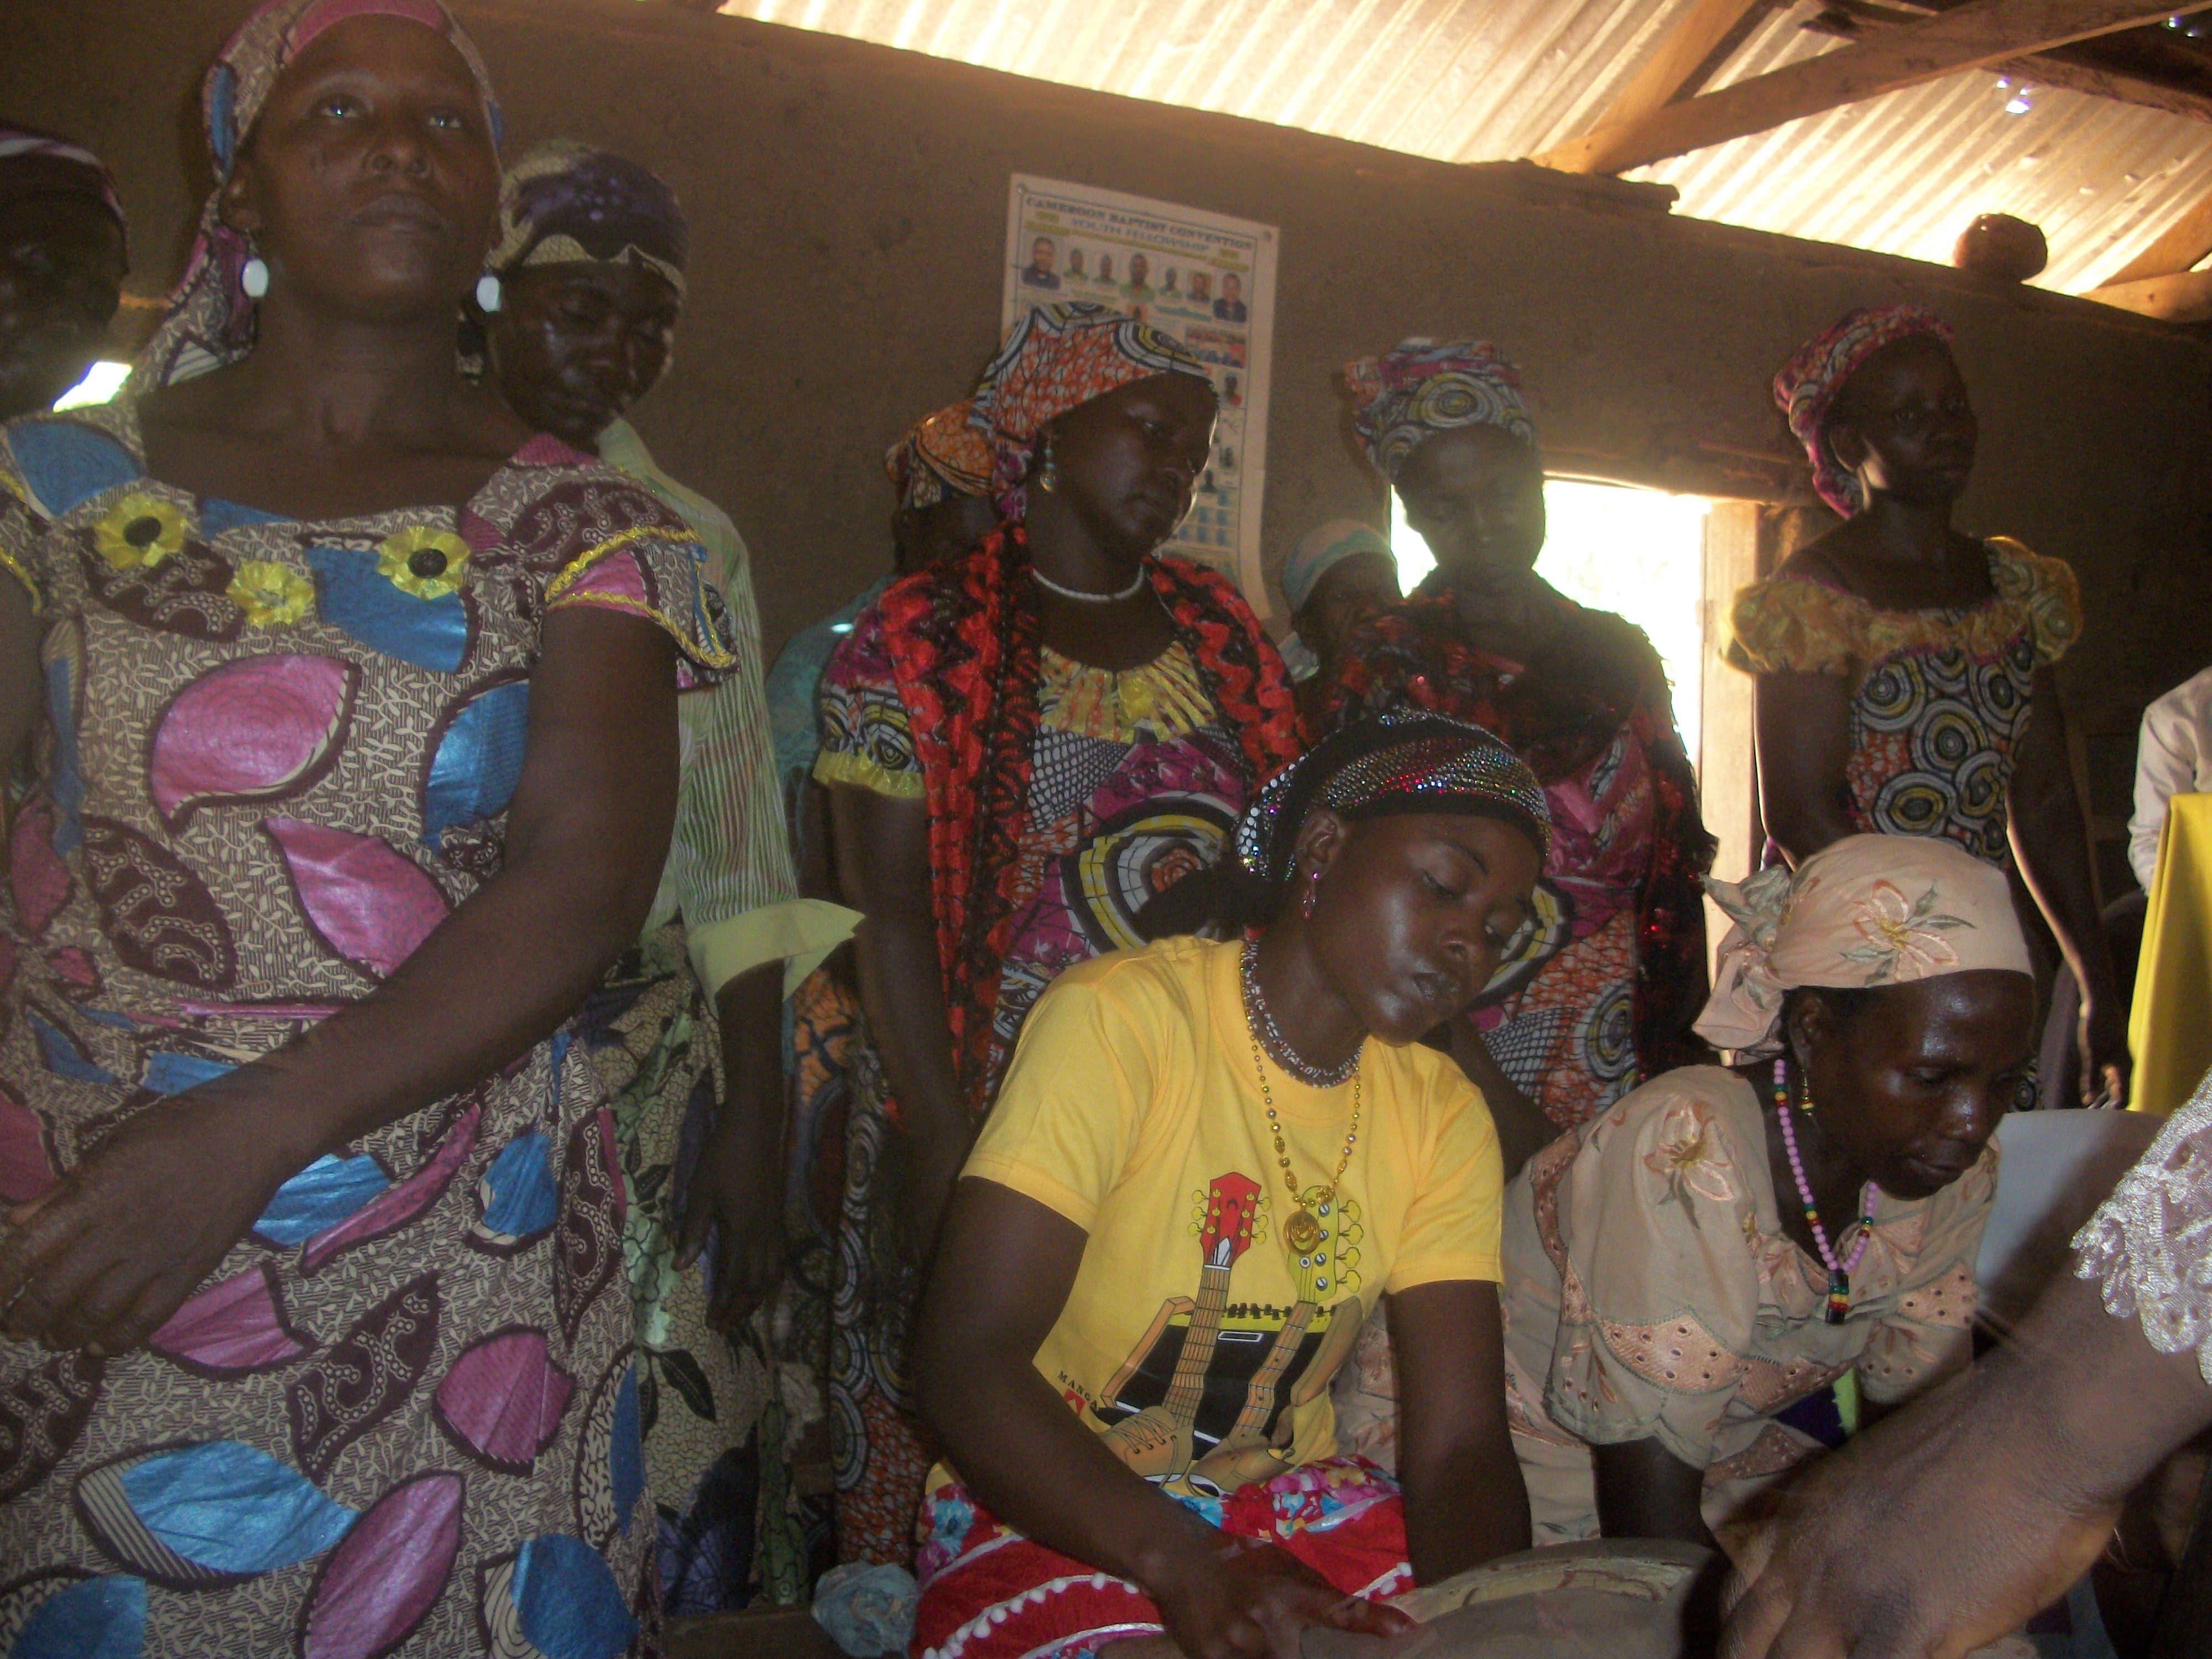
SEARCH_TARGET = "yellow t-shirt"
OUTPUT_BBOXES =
[964,935,1503,1499]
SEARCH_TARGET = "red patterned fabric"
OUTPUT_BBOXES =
[1771,304,1955,517]
[911,1457,1412,1659]
[968,304,1208,503]
[877,525,1298,1115]
[1328,589,1715,1102]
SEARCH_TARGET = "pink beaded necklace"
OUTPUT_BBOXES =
[1772,1060,1874,1325]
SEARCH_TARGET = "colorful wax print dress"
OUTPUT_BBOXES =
[801,614,1262,1566]
[1329,589,1714,1132]
[1725,538,2081,863]
[0,401,733,1659]
[816,620,1259,1107]
[588,419,852,1617]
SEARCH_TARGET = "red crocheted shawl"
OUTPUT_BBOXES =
[878,524,1300,1114]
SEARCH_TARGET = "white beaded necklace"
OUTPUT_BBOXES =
[1032,564,1147,603]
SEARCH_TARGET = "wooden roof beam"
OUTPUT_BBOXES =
[1585,0,1774,133]
[2081,267,2212,322]
[1534,0,2212,176]
[2104,192,2212,285]
[1806,2,2212,125]
[1993,50,2212,126]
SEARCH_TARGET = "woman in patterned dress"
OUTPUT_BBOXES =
[811,302,1298,1565]
[1329,338,1714,1176]
[1498,835,2034,1553]
[753,398,998,1599]
[907,715,1546,1659]
[0,4,733,1653]
[477,137,855,1614]
[1729,305,2126,1104]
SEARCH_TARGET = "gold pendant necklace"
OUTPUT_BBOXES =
[1246,1029,1360,1256]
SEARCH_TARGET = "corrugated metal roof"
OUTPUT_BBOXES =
[721,0,2212,293]
[1636,5,2212,293]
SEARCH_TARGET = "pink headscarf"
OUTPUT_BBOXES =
[1772,304,1955,517]
[1695,833,2031,1058]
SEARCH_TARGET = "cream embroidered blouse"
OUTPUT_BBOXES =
[1500,1066,1995,1540]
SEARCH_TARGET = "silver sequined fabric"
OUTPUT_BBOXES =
[1233,711,1549,886]
[2073,1068,2212,1384]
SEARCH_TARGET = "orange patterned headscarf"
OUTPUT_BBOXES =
[968,302,1211,509]
[884,399,994,510]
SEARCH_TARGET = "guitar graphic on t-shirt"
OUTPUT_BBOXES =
[1188,1193,1363,1493]
[1095,1173,1259,1480]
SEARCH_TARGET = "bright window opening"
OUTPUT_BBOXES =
[1390,478,1710,764]
[53,360,131,410]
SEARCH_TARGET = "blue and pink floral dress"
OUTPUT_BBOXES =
[0,400,731,1658]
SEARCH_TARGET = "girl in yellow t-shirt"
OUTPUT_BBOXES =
[908,714,1549,1659]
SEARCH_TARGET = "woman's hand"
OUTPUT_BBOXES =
[1724,1271,2212,1659]
[2079,988,2131,1108]
[1721,1387,2114,1659]
[1149,1536,1412,1659]
[675,1111,786,1331]
[828,784,972,1261]
[1390,1279,1531,1578]
[0,1085,307,1355]
[676,961,792,1331]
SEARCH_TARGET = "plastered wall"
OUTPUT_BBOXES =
[6,0,2209,745]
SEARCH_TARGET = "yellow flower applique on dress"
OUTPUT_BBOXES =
[228,561,315,628]
[376,526,471,601]
[93,493,189,572]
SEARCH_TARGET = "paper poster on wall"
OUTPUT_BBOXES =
[1003,174,1279,614]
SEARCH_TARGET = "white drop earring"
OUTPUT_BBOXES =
[474,273,502,314]
[240,256,270,300]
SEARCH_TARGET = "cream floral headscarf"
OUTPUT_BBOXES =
[1695,833,2030,1057]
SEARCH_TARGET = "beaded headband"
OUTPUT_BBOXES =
[1234,712,1550,889]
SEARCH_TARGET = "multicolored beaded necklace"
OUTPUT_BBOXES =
[1772,1060,1874,1326]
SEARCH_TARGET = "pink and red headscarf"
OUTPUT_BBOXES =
[1344,337,1536,483]
[1773,304,1956,517]
[134,0,502,392]
[967,301,1210,512]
